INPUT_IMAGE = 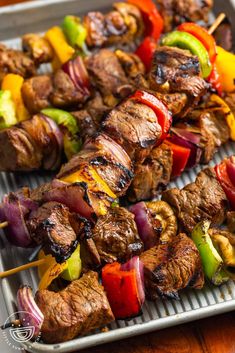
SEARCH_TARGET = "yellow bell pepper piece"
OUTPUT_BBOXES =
[61,165,117,199]
[210,94,235,141]
[61,165,117,216]
[38,258,68,290]
[38,250,55,279]
[1,74,30,122]
[45,26,75,65]
[215,46,235,93]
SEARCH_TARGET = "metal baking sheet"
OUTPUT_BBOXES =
[0,0,235,352]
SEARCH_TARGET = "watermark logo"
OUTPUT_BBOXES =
[1,311,41,351]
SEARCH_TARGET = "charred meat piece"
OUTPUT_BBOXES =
[0,114,62,172]
[71,110,97,140]
[92,206,144,264]
[35,271,114,343]
[22,34,54,65]
[149,47,208,117]
[50,69,90,108]
[0,44,36,82]
[156,0,213,32]
[226,211,235,233]
[102,98,162,163]
[214,21,233,51]
[86,49,132,106]
[162,168,228,234]
[21,75,53,114]
[155,92,188,117]
[58,133,133,197]
[140,232,204,299]
[127,142,173,202]
[84,3,143,48]
[115,49,145,80]
[85,92,112,124]
[27,201,79,262]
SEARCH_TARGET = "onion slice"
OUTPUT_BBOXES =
[129,202,157,250]
[0,191,37,248]
[17,285,44,339]
[170,127,202,168]
[43,179,95,220]
[121,256,145,305]
[62,56,90,98]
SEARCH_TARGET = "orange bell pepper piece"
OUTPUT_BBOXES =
[215,46,235,93]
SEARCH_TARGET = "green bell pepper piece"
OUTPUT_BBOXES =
[161,30,212,78]
[191,220,229,285]
[41,108,78,135]
[61,244,82,281]
[41,108,82,159]
[62,15,87,49]
[0,90,17,129]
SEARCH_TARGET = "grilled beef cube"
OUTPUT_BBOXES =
[140,232,204,299]
[58,133,133,197]
[162,168,228,234]
[103,98,162,163]
[115,49,145,80]
[155,92,188,117]
[35,271,114,343]
[71,110,97,140]
[149,47,207,117]
[157,0,213,32]
[21,75,53,114]
[85,92,112,124]
[0,114,62,172]
[27,201,79,262]
[92,206,143,264]
[86,49,132,106]
[50,69,90,108]
[0,44,36,82]
[213,22,233,52]
[84,3,143,48]
[22,33,54,65]
[128,142,173,202]
[226,211,235,232]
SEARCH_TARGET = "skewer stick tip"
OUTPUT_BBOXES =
[208,13,226,35]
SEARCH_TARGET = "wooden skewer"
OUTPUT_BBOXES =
[208,13,226,35]
[0,221,8,229]
[0,258,46,279]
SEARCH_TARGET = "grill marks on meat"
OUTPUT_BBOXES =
[35,271,114,343]
[27,201,79,262]
[103,99,162,163]
[149,47,208,117]
[86,49,132,107]
[156,0,213,32]
[162,168,228,234]
[0,114,62,172]
[92,206,144,264]
[84,3,143,48]
[0,44,36,82]
[140,233,204,299]
[128,142,173,202]
[58,133,133,196]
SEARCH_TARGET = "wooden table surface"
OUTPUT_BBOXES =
[1,0,235,352]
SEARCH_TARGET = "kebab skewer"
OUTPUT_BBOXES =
[2,154,234,344]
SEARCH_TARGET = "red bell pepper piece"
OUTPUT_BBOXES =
[178,22,217,64]
[102,262,141,319]
[215,161,235,209]
[207,63,223,96]
[165,140,190,177]
[135,36,157,72]
[130,90,172,141]
[128,0,163,41]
